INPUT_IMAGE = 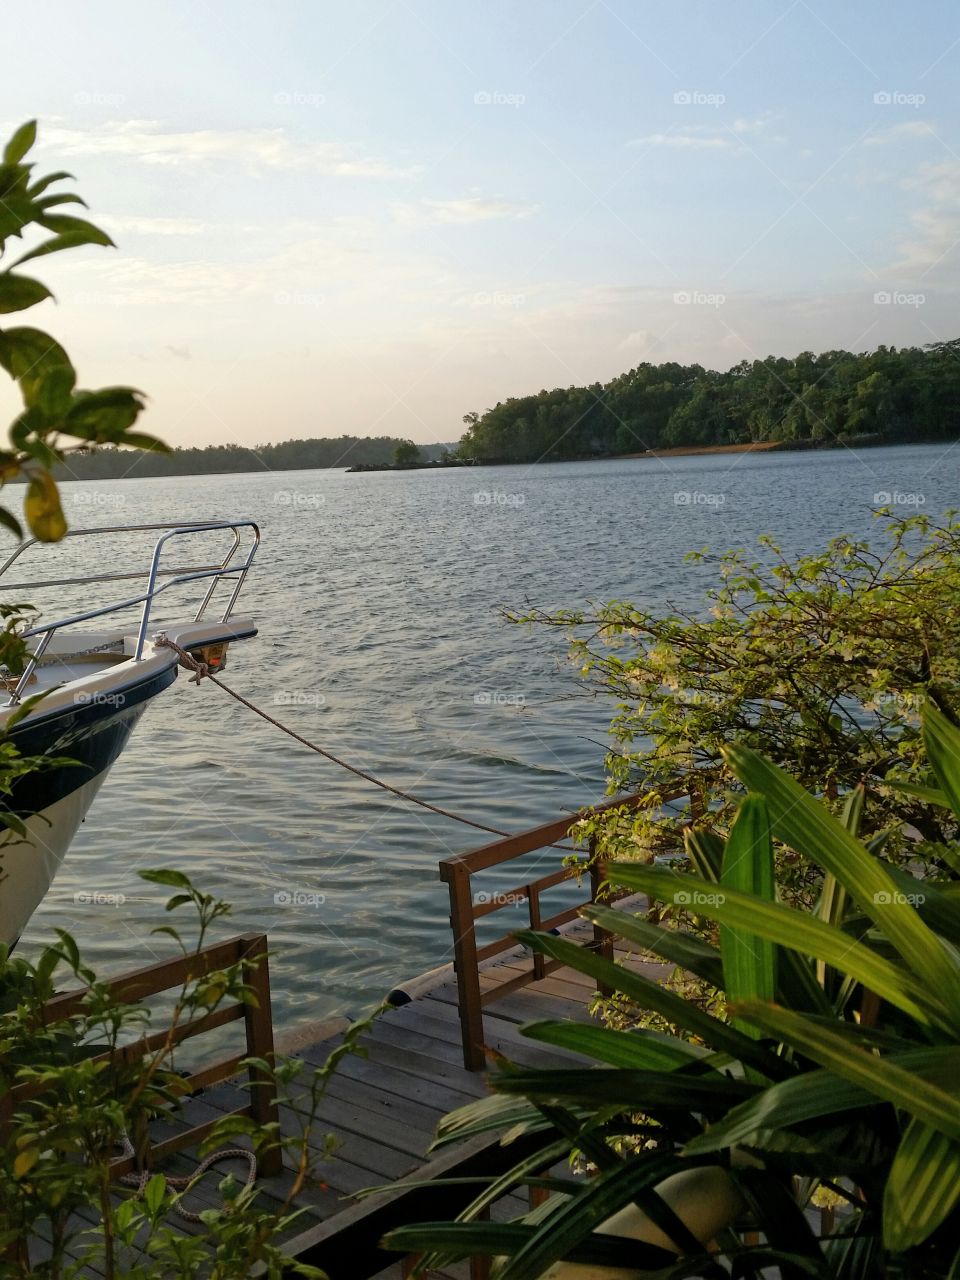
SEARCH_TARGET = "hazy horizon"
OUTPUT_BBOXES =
[2,1,956,453]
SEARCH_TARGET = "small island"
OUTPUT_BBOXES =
[345,440,476,472]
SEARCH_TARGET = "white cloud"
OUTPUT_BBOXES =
[37,120,414,177]
[628,132,730,150]
[887,161,960,277]
[629,117,783,151]
[99,214,212,236]
[617,329,665,356]
[54,228,449,309]
[730,114,786,144]
[394,197,539,226]
[902,159,960,201]
[865,121,936,146]
[731,117,767,134]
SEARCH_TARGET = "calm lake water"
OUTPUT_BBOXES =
[14,443,959,1028]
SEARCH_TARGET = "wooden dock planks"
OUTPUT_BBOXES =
[50,935,659,1277]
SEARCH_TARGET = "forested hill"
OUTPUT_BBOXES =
[50,341,960,479]
[54,436,451,480]
[458,340,960,463]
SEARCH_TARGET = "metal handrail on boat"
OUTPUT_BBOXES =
[0,520,260,704]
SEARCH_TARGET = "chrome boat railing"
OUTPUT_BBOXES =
[0,520,261,705]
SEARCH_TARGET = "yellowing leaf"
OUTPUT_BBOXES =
[24,470,66,542]
[13,1147,39,1179]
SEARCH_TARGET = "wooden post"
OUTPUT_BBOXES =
[689,781,704,824]
[589,839,614,998]
[469,1206,491,1280]
[1,1085,27,1269]
[445,864,485,1071]
[241,934,283,1176]
[529,1184,550,1210]
[527,884,545,981]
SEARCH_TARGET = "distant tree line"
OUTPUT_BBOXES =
[458,340,960,463]
[54,435,451,480]
[49,341,960,480]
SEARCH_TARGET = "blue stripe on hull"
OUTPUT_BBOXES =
[1,664,177,815]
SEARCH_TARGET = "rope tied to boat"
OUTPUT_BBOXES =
[155,634,531,841]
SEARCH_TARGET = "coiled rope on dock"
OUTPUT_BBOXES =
[156,634,573,845]
[118,1131,257,1222]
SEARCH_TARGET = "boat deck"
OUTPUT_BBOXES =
[36,928,668,1278]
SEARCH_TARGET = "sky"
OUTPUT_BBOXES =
[1,0,959,449]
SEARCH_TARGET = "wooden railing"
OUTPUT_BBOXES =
[440,789,688,1069]
[1,932,281,1181]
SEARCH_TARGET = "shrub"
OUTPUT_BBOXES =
[384,703,960,1277]
[0,869,375,1278]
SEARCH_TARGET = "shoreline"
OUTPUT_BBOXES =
[613,441,784,460]
[48,433,946,484]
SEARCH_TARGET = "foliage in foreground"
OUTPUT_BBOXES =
[0,118,168,543]
[0,870,380,1280]
[515,512,960,884]
[0,116,175,827]
[386,704,960,1277]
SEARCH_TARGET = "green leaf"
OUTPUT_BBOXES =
[197,1115,259,1156]
[840,783,865,837]
[24,471,66,542]
[139,868,193,889]
[492,1152,689,1280]
[515,929,789,1080]
[0,274,52,314]
[143,1173,167,1216]
[521,1020,704,1071]
[66,387,146,441]
[0,327,74,406]
[13,426,61,471]
[923,702,960,822]
[35,212,114,246]
[722,743,960,1001]
[606,865,954,1031]
[3,122,36,165]
[35,365,76,419]
[734,1002,960,1142]
[10,230,111,270]
[0,507,23,539]
[884,1119,960,1250]
[490,1066,757,1113]
[118,431,169,453]
[114,1198,138,1232]
[720,795,776,1034]
[683,825,724,882]
[416,1139,572,1274]
[26,171,74,198]
[885,777,951,809]
[886,864,960,947]
[686,1044,960,1155]
[33,193,87,212]
[382,1222,665,1271]
[584,901,830,1019]
[581,903,723,988]
[433,1092,555,1149]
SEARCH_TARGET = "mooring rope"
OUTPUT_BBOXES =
[155,634,533,842]
[118,1131,257,1222]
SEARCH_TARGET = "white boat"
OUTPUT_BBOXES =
[0,520,260,946]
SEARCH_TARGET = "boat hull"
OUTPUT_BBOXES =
[0,663,176,946]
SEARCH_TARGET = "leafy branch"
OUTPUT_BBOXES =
[0,119,169,543]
